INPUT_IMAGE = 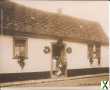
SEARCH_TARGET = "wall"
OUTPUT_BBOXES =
[0,35,55,73]
[0,35,18,73]
[66,42,109,69]
[101,46,109,67]
[65,41,90,69]
[0,35,109,73]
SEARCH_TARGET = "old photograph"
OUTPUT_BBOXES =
[0,0,109,89]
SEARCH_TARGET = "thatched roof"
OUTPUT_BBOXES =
[0,1,109,45]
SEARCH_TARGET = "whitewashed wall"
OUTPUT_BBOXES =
[65,42,90,69]
[66,42,109,69]
[0,36,55,73]
[27,38,53,72]
[0,35,109,73]
[100,46,109,67]
[0,35,24,73]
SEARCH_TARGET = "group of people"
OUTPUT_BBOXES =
[53,39,67,77]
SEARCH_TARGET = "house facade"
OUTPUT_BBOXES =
[0,1,109,83]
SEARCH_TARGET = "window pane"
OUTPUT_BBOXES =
[14,38,27,58]
[88,43,101,65]
[19,46,25,57]
[15,46,20,57]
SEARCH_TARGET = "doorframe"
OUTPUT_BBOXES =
[50,41,67,78]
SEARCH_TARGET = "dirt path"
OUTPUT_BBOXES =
[7,75,109,87]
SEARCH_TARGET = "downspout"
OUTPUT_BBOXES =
[0,8,3,35]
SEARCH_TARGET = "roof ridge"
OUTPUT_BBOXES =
[9,0,99,25]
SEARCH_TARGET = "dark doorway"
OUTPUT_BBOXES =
[51,39,67,78]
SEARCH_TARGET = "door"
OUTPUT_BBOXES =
[51,39,67,78]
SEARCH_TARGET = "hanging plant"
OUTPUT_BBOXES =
[18,56,26,69]
[89,57,93,64]
[66,47,72,54]
[43,46,50,54]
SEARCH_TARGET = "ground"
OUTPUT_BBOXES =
[11,75,109,87]
[0,73,109,89]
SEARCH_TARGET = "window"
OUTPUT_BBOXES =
[13,38,27,59]
[88,43,101,65]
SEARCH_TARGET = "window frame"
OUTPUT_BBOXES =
[88,42,101,65]
[13,37,28,59]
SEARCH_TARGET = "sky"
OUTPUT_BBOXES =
[10,0,109,36]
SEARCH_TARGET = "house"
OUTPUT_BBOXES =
[0,0,109,83]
